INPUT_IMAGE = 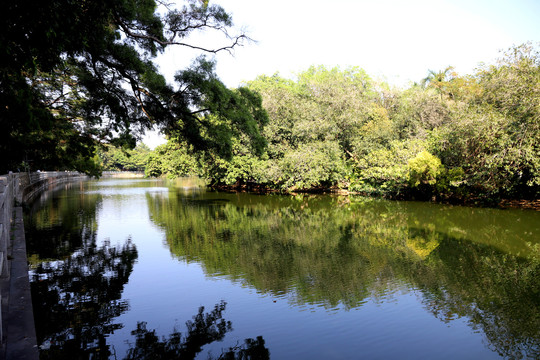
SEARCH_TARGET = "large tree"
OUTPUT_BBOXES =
[1,0,266,175]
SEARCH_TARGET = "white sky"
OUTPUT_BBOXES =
[143,0,540,148]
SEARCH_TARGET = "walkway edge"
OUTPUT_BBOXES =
[4,207,38,359]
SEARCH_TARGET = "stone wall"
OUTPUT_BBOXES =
[0,171,87,277]
[0,174,18,279]
[0,171,87,355]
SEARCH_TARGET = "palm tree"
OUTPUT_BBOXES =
[421,66,455,99]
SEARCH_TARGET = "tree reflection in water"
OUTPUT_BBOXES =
[147,191,540,359]
[31,239,138,359]
[27,180,539,358]
[25,182,102,262]
[125,301,269,360]
[31,240,269,359]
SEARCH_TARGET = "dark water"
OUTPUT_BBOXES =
[25,178,540,359]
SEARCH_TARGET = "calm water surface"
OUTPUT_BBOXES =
[25,178,540,359]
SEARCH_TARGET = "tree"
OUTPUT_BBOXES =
[144,140,200,178]
[1,0,264,175]
[240,67,378,190]
[100,143,152,172]
[407,150,443,197]
[421,66,456,99]
[430,43,540,199]
[474,43,540,197]
[143,44,539,200]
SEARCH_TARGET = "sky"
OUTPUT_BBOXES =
[143,0,540,148]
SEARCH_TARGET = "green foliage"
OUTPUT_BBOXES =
[392,85,451,140]
[426,43,540,199]
[171,60,268,159]
[267,141,347,191]
[243,66,380,191]
[198,136,265,186]
[408,151,443,187]
[473,43,540,197]
[349,139,426,195]
[100,143,151,172]
[148,43,539,201]
[145,141,199,178]
[146,76,268,183]
[1,0,259,175]
[421,66,457,99]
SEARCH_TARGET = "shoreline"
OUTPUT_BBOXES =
[208,183,540,211]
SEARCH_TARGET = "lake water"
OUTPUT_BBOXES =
[25,178,540,359]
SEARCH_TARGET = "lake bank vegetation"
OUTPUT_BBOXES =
[3,0,537,206]
[138,43,540,205]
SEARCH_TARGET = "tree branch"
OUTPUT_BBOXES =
[114,14,249,55]
[190,108,210,115]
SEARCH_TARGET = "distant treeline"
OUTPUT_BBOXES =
[103,43,540,203]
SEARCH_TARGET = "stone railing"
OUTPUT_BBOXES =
[18,171,88,204]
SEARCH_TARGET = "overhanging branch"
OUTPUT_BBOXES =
[114,14,250,55]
